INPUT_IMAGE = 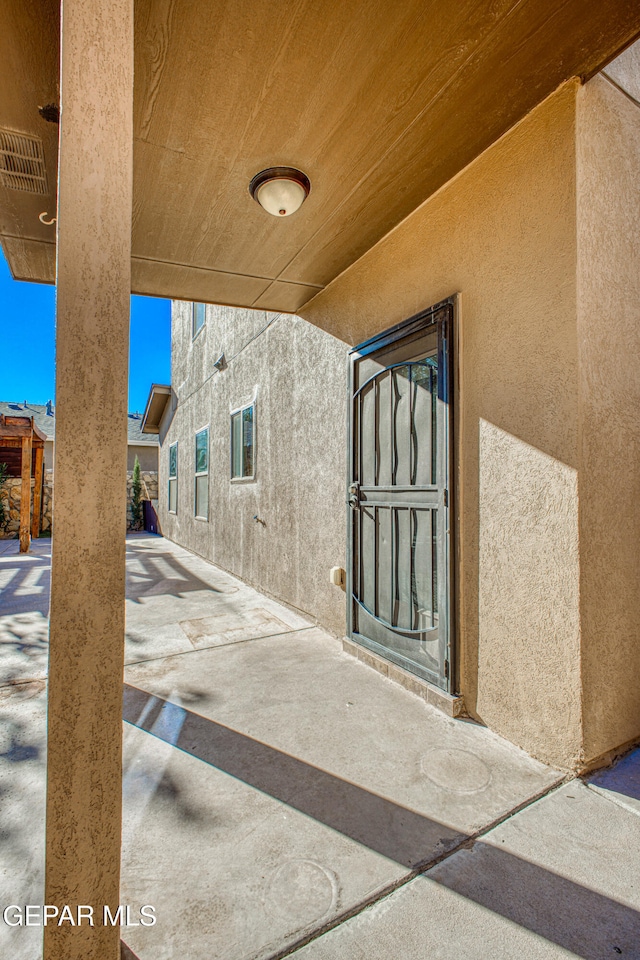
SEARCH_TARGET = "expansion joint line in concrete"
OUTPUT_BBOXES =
[264,774,572,960]
[123,624,317,667]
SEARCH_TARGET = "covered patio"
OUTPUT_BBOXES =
[2,535,640,960]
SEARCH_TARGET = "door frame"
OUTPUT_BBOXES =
[346,296,457,694]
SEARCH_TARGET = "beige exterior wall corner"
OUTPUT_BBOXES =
[301,82,584,768]
[576,73,640,765]
[45,1,133,958]
[127,443,158,472]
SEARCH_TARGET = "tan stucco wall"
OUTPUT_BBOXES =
[576,74,640,763]
[159,305,349,637]
[42,440,156,472]
[302,82,583,768]
[127,443,158,472]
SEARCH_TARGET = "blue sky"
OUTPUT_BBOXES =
[0,247,171,413]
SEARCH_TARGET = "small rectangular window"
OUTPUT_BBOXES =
[192,302,206,339]
[195,427,209,519]
[168,441,178,513]
[231,403,255,480]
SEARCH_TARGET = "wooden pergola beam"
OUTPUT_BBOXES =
[0,415,47,442]
[1,422,32,438]
[20,432,32,553]
[0,437,44,450]
[32,444,44,539]
[0,415,47,551]
[0,413,47,446]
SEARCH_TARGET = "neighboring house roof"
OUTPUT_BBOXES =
[126,411,159,445]
[141,384,172,435]
[0,401,159,446]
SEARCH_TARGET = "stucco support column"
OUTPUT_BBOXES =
[44,2,133,959]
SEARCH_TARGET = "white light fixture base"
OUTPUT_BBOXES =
[249,167,310,217]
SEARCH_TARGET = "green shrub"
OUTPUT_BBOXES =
[131,455,143,530]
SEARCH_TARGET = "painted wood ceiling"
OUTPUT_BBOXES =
[1,0,639,312]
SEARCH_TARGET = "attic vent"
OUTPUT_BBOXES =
[0,130,47,195]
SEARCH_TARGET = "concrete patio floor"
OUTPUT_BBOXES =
[1,534,639,959]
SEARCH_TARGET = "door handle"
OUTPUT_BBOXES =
[348,482,359,508]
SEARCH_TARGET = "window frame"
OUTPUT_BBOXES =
[191,302,206,340]
[194,425,210,520]
[168,441,178,514]
[230,401,256,482]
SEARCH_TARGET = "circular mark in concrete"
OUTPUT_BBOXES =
[263,859,338,927]
[421,748,492,794]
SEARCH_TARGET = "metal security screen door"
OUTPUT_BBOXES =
[348,299,454,691]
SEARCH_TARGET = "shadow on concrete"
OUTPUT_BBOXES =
[0,681,47,866]
[428,842,639,960]
[121,939,141,959]
[122,684,640,960]
[0,554,51,617]
[123,683,461,869]
[0,614,49,686]
[124,544,232,604]
[0,539,230,617]
[589,747,640,804]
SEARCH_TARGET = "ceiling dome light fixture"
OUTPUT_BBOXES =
[249,166,310,217]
